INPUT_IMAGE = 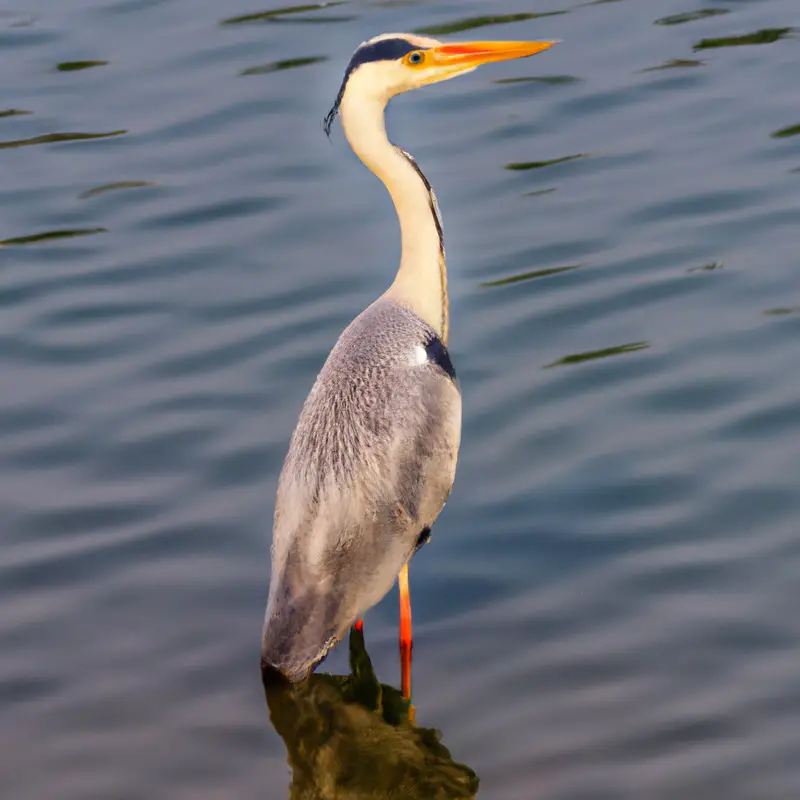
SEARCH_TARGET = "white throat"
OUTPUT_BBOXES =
[338,82,449,343]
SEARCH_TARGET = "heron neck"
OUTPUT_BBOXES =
[340,93,449,343]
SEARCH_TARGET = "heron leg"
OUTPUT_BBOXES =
[399,561,413,702]
[354,618,364,632]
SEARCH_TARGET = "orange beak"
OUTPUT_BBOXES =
[429,40,558,68]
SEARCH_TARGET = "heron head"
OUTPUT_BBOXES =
[324,32,557,136]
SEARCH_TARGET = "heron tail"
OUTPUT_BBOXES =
[260,577,347,683]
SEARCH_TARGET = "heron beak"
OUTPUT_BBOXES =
[429,40,558,69]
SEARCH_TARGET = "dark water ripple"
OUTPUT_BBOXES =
[2,0,800,797]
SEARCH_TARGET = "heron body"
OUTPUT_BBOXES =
[261,32,556,685]
[263,299,460,680]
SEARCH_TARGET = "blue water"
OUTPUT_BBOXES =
[2,1,800,797]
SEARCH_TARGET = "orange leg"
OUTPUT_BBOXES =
[399,561,413,703]
[354,618,364,632]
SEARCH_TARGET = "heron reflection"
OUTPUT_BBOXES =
[265,627,479,799]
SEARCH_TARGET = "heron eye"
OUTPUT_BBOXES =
[408,51,424,65]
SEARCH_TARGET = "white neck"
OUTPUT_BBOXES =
[339,87,449,343]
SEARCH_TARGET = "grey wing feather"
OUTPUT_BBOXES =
[261,299,461,680]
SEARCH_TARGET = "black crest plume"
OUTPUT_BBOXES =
[323,37,423,138]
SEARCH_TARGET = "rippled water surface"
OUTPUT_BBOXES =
[3,0,800,797]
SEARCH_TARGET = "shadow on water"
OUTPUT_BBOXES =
[655,9,729,26]
[481,263,582,288]
[771,124,800,139]
[505,153,587,171]
[640,59,704,73]
[265,628,479,799]
[545,341,650,368]
[0,130,126,149]
[523,187,557,198]
[56,60,108,71]
[220,2,354,26]
[693,28,794,50]
[687,261,723,274]
[239,56,328,77]
[0,228,107,246]
[493,74,579,86]
[78,181,156,199]
[764,307,800,317]
[413,11,566,37]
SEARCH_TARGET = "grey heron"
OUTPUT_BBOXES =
[261,32,557,697]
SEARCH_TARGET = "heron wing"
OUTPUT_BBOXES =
[262,300,461,679]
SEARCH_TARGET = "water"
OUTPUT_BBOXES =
[2,0,800,796]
